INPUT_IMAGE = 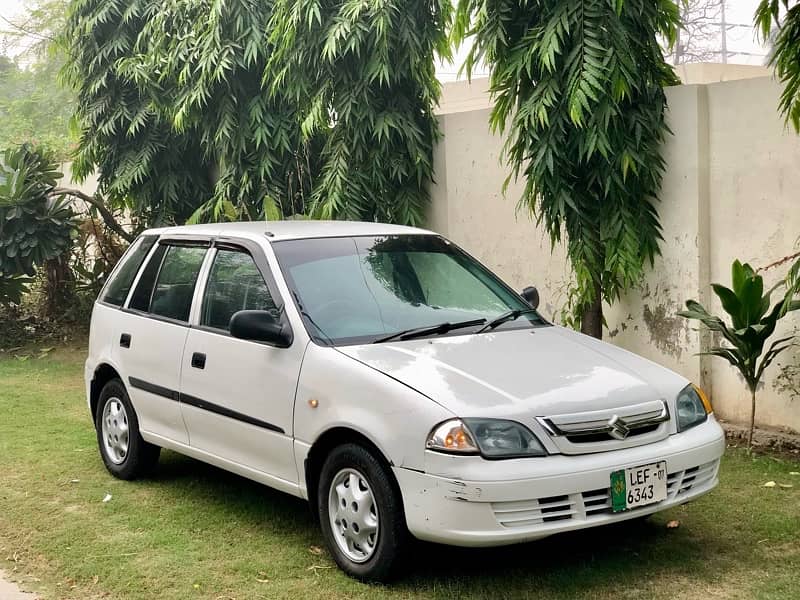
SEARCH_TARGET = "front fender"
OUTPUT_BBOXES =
[293,343,455,471]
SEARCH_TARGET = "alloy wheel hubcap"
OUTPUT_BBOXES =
[328,468,379,562]
[101,397,129,464]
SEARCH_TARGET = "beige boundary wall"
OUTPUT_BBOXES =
[428,75,800,432]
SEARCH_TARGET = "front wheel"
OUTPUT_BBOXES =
[95,378,160,479]
[317,443,408,581]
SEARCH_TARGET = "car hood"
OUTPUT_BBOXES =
[336,326,687,418]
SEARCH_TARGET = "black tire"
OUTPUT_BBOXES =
[95,378,160,480]
[317,443,408,582]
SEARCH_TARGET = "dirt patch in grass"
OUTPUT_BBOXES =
[720,420,800,458]
[1,348,798,599]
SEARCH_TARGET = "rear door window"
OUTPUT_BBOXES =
[149,246,208,321]
[128,243,207,322]
[101,236,157,306]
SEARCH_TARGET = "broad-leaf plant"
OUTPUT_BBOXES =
[0,144,76,304]
[679,260,800,447]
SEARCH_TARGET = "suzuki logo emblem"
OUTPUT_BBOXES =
[608,415,631,440]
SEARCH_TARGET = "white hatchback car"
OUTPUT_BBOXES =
[86,221,725,580]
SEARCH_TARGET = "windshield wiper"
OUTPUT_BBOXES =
[292,291,334,345]
[373,318,486,344]
[476,308,540,333]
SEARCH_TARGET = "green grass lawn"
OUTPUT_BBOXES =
[1,347,798,599]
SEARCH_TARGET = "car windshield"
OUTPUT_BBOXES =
[272,235,547,345]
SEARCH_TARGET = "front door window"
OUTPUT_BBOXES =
[200,249,277,331]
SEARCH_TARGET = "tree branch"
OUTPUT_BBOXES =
[52,187,135,243]
[759,251,800,272]
[0,14,56,43]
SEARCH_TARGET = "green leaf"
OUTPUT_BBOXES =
[185,205,207,225]
[262,195,281,221]
[731,259,747,296]
[712,283,742,326]
[221,200,238,222]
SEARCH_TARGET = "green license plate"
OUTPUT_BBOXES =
[611,461,667,512]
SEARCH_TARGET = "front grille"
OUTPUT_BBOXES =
[536,400,671,454]
[564,423,660,444]
[491,459,719,529]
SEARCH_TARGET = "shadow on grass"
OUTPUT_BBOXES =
[143,450,715,592]
[148,450,316,526]
[400,520,692,586]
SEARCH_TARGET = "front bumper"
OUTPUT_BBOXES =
[393,417,725,547]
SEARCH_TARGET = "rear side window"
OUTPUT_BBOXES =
[128,244,167,312]
[128,244,207,322]
[201,249,277,331]
[101,236,157,306]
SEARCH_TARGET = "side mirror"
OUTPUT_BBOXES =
[521,286,540,309]
[229,310,292,347]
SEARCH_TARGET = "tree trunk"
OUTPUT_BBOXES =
[748,388,756,449]
[43,255,73,317]
[580,278,603,339]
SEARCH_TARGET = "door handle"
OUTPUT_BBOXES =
[120,333,131,348]
[191,352,206,369]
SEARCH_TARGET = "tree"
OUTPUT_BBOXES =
[62,0,312,226]
[0,58,75,159]
[673,0,725,64]
[0,0,74,160]
[756,1,800,131]
[0,140,134,308]
[63,0,450,227]
[453,0,680,338]
[0,0,67,59]
[679,260,800,447]
[266,0,451,225]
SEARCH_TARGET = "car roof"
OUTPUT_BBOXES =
[142,220,436,242]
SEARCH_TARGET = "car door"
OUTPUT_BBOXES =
[114,240,209,446]
[178,241,304,487]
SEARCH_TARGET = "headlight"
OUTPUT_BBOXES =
[426,418,546,458]
[676,384,711,432]
[425,419,479,454]
[464,418,547,458]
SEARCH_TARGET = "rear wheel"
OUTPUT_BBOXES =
[317,443,407,581]
[95,378,160,479]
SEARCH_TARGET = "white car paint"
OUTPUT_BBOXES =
[395,421,723,545]
[178,247,307,487]
[85,220,725,548]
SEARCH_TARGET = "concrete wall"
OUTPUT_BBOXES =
[429,75,800,432]
[705,79,800,428]
[57,162,99,198]
[674,63,770,85]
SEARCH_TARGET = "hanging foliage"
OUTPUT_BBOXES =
[267,0,452,225]
[453,0,680,337]
[756,1,800,132]
[62,0,314,225]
